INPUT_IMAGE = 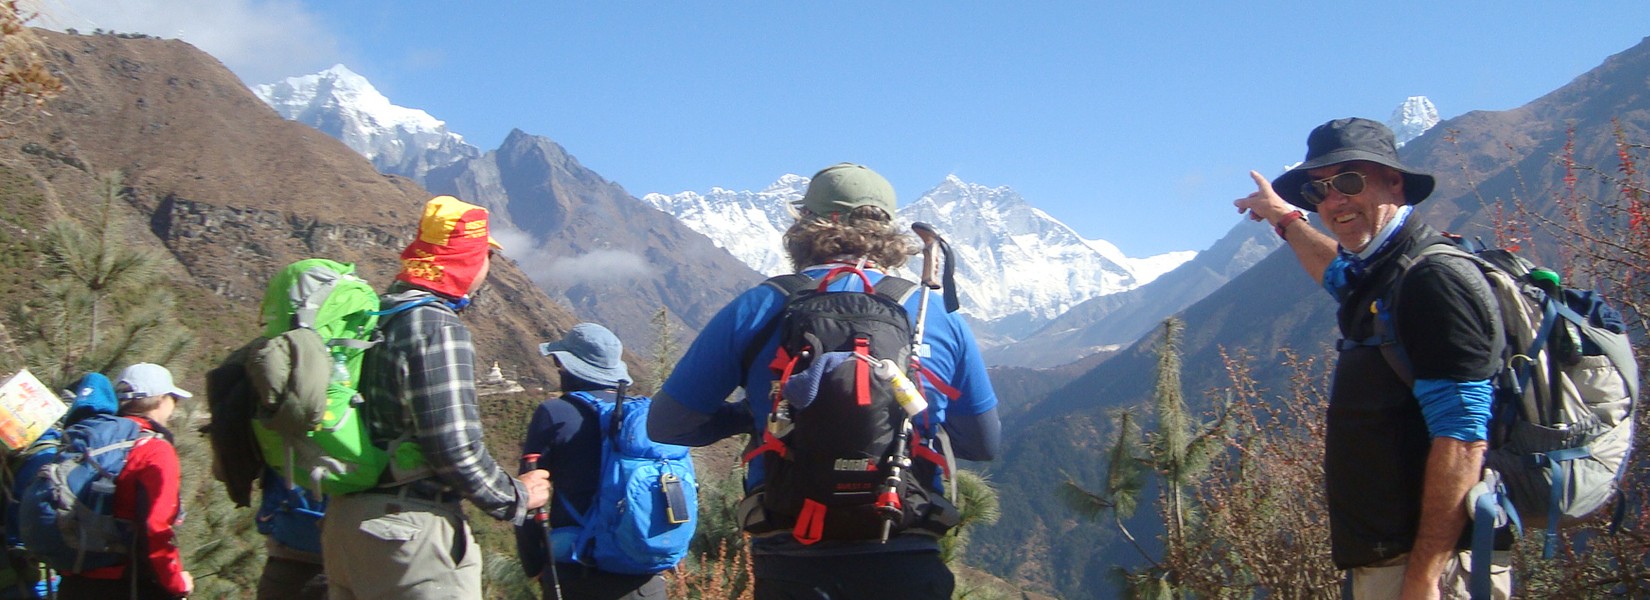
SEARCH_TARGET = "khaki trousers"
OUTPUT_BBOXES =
[322,493,480,600]
[1349,551,1512,600]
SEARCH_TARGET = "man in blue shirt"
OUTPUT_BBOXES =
[649,163,1001,600]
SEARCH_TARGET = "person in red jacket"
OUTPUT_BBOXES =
[59,363,194,599]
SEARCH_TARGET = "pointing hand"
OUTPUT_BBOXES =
[1234,170,1293,224]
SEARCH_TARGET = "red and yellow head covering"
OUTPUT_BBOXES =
[396,196,503,298]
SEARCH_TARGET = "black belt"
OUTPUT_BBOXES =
[362,479,463,504]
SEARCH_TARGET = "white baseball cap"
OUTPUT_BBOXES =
[115,363,193,402]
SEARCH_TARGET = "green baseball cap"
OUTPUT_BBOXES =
[798,163,896,219]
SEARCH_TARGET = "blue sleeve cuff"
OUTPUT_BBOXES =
[1413,378,1492,442]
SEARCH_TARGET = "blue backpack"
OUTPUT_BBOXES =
[255,470,325,555]
[556,390,697,575]
[17,414,156,573]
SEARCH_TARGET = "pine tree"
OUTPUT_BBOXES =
[9,172,194,388]
[940,468,1001,567]
[1060,318,1228,598]
[645,306,678,394]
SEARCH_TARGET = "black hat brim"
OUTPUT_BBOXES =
[1273,149,1436,212]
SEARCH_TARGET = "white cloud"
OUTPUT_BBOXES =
[487,223,654,288]
[20,0,342,85]
[540,250,654,287]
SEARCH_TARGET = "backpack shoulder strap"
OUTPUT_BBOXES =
[738,275,815,376]
[763,274,814,298]
[356,296,445,349]
[1358,236,1473,387]
[562,390,603,411]
[369,296,443,321]
[871,275,920,306]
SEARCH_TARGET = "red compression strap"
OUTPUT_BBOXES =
[918,366,962,400]
[876,488,902,512]
[854,338,871,406]
[794,500,826,545]
[742,430,787,464]
[768,346,793,376]
[910,432,950,477]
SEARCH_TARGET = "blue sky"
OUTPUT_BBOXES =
[23,1,1649,257]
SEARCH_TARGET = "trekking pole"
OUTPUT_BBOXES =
[522,453,562,600]
[873,223,945,542]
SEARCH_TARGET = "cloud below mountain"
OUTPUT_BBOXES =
[539,249,655,287]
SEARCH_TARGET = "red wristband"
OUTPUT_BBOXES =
[1274,210,1306,240]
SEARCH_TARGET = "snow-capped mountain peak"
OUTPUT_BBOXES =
[642,177,806,276]
[1387,96,1440,147]
[650,174,1196,341]
[763,173,810,195]
[252,65,478,182]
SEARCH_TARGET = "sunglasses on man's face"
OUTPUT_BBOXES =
[1301,171,1367,206]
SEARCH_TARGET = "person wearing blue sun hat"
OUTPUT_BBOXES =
[1235,118,1510,599]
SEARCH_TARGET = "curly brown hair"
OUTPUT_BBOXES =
[783,206,916,271]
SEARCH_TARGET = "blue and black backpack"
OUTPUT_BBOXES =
[16,413,156,574]
[0,372,115,599]
[552,388,697,576]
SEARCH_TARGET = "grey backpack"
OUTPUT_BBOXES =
[1365,238,1638,600]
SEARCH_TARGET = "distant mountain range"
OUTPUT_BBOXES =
[249,66,1441,370]
[646,175,1195,344]
[1388,95,1441,147]
[255,66,764,349]
[251,66,1210,351]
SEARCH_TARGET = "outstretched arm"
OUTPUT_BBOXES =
[1234,170,1339,284]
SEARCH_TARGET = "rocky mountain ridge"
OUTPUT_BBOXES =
[3,30,581,388]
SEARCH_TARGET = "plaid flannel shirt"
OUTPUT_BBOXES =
[361,287,528,523]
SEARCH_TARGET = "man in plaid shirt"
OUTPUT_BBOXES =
[322,196,551,599]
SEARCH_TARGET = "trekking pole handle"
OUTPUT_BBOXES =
[911,222,941,352]
[522,453,548,523]
[912,222,942,290]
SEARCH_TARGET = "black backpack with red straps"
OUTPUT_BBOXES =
[737,266,960,545]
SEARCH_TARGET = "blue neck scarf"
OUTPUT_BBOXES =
[1321,205,1412,302]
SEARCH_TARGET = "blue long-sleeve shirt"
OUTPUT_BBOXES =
[649,265,1001,487]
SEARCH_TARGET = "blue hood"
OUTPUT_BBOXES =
[63,372,118,426]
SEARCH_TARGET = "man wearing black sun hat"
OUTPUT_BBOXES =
[1234,118,1511,599]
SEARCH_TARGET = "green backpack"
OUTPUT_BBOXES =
[246,259,430,495]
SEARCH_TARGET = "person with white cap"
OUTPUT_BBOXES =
[517,323,667,599]
[56,363,193,599]
[1235,118,1510,599]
